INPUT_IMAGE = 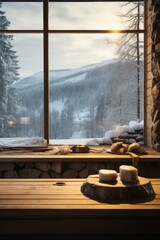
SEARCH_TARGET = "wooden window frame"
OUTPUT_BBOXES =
[0,0,145,144]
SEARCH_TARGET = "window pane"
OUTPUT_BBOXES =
[0,34,44,138]
[49,1,144,30]
[49,33,144,143]
[2,1,43,30]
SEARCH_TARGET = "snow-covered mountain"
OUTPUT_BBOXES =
[13,59,144,139]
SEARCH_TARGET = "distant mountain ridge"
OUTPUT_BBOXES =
[13,58,144,139]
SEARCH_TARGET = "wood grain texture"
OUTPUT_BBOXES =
[0,146,160,162]
[0,178,160,236]
[81,174,156,203]
[0,178,159,210]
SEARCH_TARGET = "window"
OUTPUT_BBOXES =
[0,0,144,144]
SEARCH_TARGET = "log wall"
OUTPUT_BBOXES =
[146,0,160,151]
[146,0,153,147]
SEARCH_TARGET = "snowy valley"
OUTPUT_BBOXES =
[12,59,144,141]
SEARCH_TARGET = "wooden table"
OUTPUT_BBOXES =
[0,178,160,239]
[1,146,160,162]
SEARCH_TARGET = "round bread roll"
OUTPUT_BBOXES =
[110,142,123,153]
[114,147,126,154]
[122,143,129,152]
[139,147,147,155]
[111,142,129,153]
[128,143,141,154]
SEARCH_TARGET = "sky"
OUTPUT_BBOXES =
[2,1,136,79]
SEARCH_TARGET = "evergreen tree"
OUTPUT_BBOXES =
[50,109,60,139]
[83,102,96,138]
[95,95,105,138]
[0,2,19,137]
[59,100,74,139]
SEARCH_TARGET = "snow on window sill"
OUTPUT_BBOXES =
[0,137,47,148]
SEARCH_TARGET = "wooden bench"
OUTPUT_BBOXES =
[0,178,160,239]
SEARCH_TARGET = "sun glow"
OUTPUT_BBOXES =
[106,32,121,45]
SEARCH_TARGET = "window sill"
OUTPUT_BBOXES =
[0,146,160,162]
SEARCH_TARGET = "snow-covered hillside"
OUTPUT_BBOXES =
[13,58,144,140]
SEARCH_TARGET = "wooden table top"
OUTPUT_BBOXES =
[0,178,160,215]
[0,146,160,162]
[0,178,160,237]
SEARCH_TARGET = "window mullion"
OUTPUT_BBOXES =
[49,30,145,34]
[43,0,49,143]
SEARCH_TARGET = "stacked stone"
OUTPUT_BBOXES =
[150,0,160,151]
[112,129,143,145]
[0,162,108,179]
[1,161,160,179]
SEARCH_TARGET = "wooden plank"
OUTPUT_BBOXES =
[0,179,158,185]
[0,182,82,188]
[0,178,84,182]
[0,183,82,187]
[0,199,103,205]
[0,194,159,200]
[0,204,160,210]
[0,179,159,192]
[0,178,158,184]
[0,181,81,186]
[0,191,159,199]
[0,200,159,207]
[0,178,159,182]
[0,187,158,196]
[0,146,160,162]
[0,194,86,200]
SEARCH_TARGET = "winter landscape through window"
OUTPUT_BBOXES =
[0,0,144,146]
